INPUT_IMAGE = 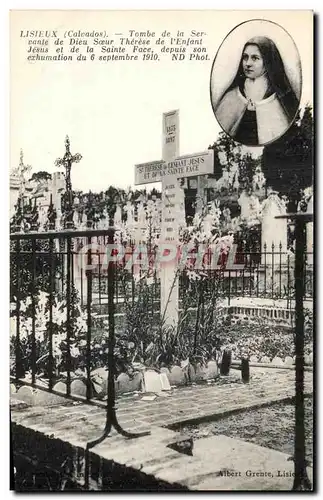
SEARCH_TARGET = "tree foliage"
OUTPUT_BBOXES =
[29,171,52,182]
[208,131,260,193]
[261,105,313,211]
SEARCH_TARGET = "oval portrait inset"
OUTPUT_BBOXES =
[210,20,302,147]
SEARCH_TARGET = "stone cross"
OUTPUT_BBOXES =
[134,110,213,326]
[12,149,32,198]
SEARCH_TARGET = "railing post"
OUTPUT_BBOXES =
[48,237,55,391]
[292,216,311,491]
[107,224,116,423]
[271,242,275,298]
[86,236,92,400]
[279,242,282,299]
[66,236,72,396]
[84,225,150,465]
[276,212,313,491]
[31,239,37,385]
[14,238,24,380]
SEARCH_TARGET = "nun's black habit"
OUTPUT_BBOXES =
[214,36,299,146]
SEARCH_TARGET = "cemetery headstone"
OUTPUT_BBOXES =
[51,171,65,211]
[143,369,163,394]
[261,191,288,265]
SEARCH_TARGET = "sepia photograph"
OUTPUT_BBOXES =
[9,9,314,492]
[210,19,302,146]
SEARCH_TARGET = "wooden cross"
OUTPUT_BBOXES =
[134,110,214,326]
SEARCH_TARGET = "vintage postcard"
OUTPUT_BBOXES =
[10,9,314,491]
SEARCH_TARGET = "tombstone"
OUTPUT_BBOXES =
[238,191,250,220]
[90,368,109,397]
[81,211,87,229]
[38,205,48,232]
[143,370,162,393]
[102,208,109,228]
[137,201,147,226]
[206,360,219,380]
[71,379,87,397]
[96,215,104,231]
[196,175,208,215]
[55,208,62,230]
[114,205,122,227]
[248,195,261,224]
[53,381,67,394]
[134,110,213,326]
[306,195,313,266]
[116,372,132,394]
[238,191,261,223]
[51,171,65,211]
[16,385,35,405]
[159,372,171,391]
[168,365,186,386]
[73,208,80,229]
[284,356,294,366]
[125,201,134,226]
[134,201,147,243]
[271,356,283,366]
[261,191,288,265]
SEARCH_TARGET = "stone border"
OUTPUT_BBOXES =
[10,356,313,409]
[166,393,313,430]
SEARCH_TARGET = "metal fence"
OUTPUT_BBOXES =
[89,243,313,311]
[10,229,314,381]
[10,227,152,485]
[9,227,314,471]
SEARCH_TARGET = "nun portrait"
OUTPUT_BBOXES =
[211,36,300,146]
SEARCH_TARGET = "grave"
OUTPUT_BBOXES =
[134,110,213,326]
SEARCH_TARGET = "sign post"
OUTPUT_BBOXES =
[135,110,213,327]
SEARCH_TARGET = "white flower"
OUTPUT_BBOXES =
[76,316,87,332]
[25,297,32,308]
[52,308,65,326]
[10,317,17,338]
[186,270,200,282]
[35,330,45,343]
[70,345,80,358]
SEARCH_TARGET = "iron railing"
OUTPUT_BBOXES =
[10,230,313,390]
[10,222,314,490]
[10,227,151,486]
[87,243,313,312]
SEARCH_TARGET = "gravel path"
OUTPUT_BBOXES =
[179,396,313,464]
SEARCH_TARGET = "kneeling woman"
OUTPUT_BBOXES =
[214,36,299,146]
